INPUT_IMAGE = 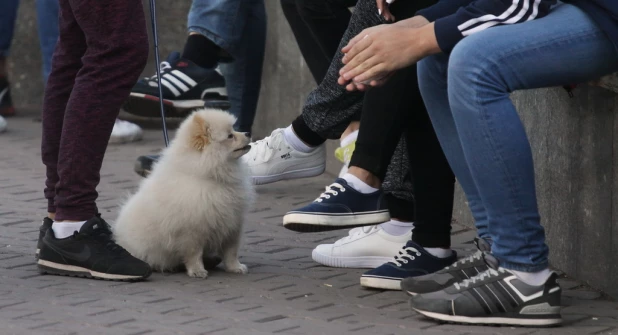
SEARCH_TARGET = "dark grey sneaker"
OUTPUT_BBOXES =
[38,215,152,281]
[35,217,54,258]
[409,253,561,326]
[401,237,491,295]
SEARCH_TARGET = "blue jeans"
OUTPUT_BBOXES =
[418,3,618,272]
[0,0,19,58]
[188,0,266,133]
[36,0,60,83]
[0,0,59,83]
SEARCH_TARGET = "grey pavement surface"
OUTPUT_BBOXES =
[1,111,617,335]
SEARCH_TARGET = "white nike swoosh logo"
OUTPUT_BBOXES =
[0,88,8,103]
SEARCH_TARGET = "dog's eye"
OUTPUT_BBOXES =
[228,134,234,139]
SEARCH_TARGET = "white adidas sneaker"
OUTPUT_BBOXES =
[243,128,326,185]
[312,225,411,268]
[109,119,143,144]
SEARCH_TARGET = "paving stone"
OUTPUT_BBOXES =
[1,113,617,334]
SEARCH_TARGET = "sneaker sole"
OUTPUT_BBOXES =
[311,249,392,269]
[411,308,562,326]
[283,211,390,233]
[360,276,402,290]
[123,93,226,118]
[251,164,325,186]
[38,259,150,281]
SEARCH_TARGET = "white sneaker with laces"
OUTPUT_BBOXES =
[0,115,6,133]
[243,128,326,185]
[109,119,143,144]
[312,225,411,268]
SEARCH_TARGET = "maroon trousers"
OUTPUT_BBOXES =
[41,0,149,221]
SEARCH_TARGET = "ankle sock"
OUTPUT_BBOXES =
[284,126,315,153]
[182,34,221,69]
[342,173,378,194]
[52,221,86,239]
[512,268,552,286]
[425,247,453,259]
[340,130,358,148]
[379,219,413,236]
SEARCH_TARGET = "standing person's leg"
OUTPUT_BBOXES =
[35,0,60,84]
[411,3,618,325]
[219,0,266,133]
[0,0,19,118]
[38,0,151,280]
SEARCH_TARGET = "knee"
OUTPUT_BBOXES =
[447,35,509,98]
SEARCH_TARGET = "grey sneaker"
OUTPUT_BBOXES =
[409,253,562,326]
[401,237,491,295]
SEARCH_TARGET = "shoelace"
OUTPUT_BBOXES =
[443,250,483,270]
[246,130,285,163]
[75,223,129,256]
[315,183,346,202]
[390,246,422,267]
[338,225,379,244]
[146,61,173,81]
[454,267,505,290]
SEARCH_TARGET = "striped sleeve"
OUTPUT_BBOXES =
[427,0,556,53]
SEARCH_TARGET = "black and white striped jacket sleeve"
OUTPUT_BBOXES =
[416,0,557,53]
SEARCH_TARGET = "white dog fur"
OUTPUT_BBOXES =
[114,108,253,278]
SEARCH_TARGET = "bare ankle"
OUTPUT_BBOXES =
[47,212,56,220]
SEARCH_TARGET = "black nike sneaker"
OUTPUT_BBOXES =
[38,215,152,281]
[401,237,491,295]
[35,217,54,259]
[0,75,15,117]
[409,253,562,326]
[123,53,227,118]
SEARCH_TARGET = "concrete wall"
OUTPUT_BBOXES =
[11,0,618,297]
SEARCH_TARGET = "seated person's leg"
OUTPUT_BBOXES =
[410,3,618,325]
[245,0,431,183]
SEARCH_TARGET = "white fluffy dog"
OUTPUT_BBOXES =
[114,109,253,278]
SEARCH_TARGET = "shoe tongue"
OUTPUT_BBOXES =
[475,237,492,252]
[333,178,349,188]
[166,51,181,63]
[483,253,500,270]
[78,216,110,235]
[403,240,421,251]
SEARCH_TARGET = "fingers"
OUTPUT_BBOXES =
[342,31,370,54]
[352,63,388,84]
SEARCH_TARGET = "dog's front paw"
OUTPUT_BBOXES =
[187,268,209,278]
[225,263,248,274]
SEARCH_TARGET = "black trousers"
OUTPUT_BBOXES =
[285,0,454,247]
[280,0,358,84]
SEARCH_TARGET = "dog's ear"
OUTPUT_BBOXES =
[190,114,210,151]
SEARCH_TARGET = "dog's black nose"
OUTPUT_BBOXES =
[243,132,251,138]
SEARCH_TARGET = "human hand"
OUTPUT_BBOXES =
[338,22,439,88]
[376,0,396,21]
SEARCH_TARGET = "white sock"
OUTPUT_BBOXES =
[512,268,552,286]
[342,173,378,194]
[425,247,453,259]
[379,219,414,236]
[340,130,358,148]
[52,221,86,239]
[284,126,315,153]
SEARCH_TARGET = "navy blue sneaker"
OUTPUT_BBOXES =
[360,241,457,290]
[282,178,390,232]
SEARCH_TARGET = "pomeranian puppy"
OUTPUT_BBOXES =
[114,108,253,278]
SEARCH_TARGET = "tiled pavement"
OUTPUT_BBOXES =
[0,112,617,335]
